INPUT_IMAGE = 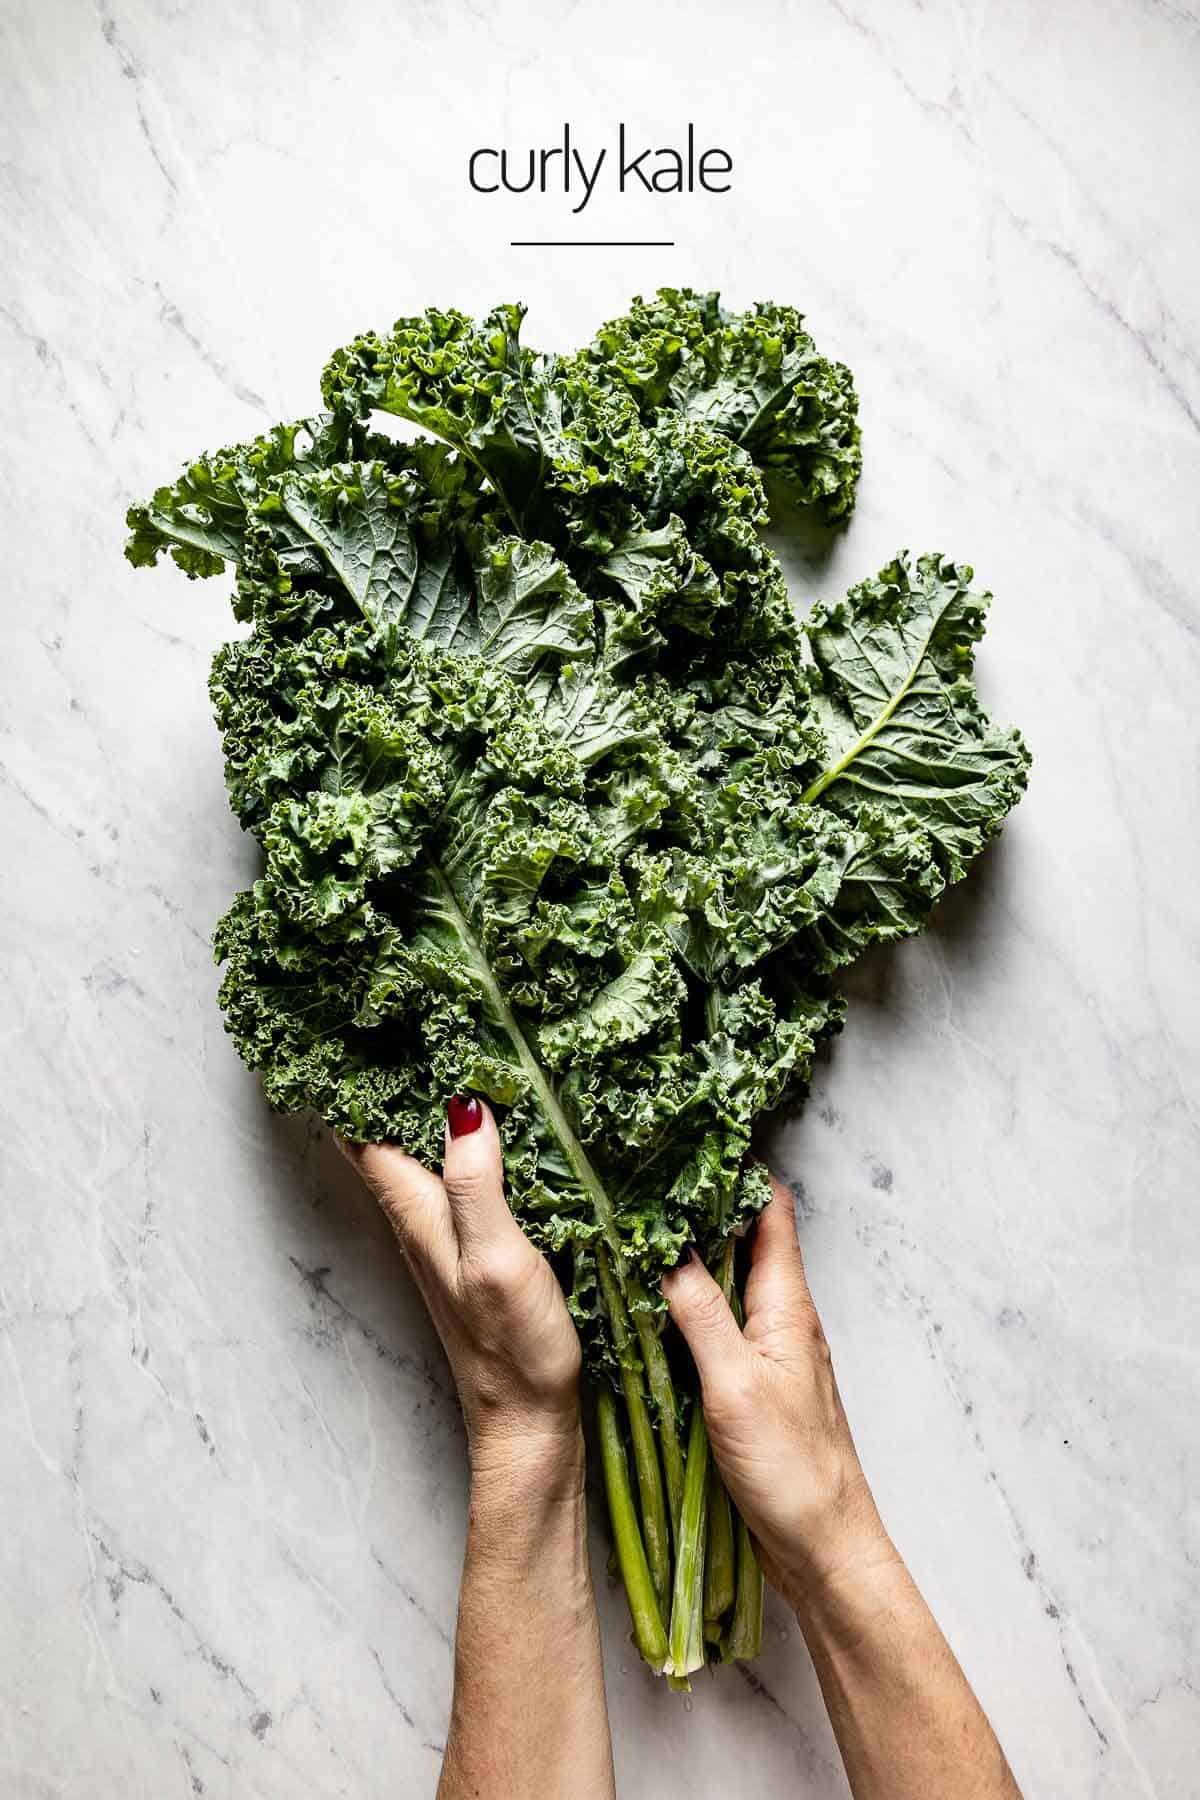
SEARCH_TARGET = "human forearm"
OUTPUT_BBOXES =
[789,1531,1022,1800]
[345,1108,613,1800]
[438,1425,615,1800]
[663,1181,1021,1800]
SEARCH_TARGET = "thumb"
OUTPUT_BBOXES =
[441,1095,519,1259]
[662,1249,746,1387]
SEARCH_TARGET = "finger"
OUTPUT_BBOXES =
[340,1138,456,1276]
[441,1096,522,1260]
[743,1177,815,1313]
[662,1249,747,1388]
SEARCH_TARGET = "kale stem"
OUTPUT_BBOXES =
[665,1391,710,1681]
[429,856,686,1659]
[724,1278,765,1661]
[596,1246,672,1617]
[703,1460,735,1629]
[701,1237,736,1639]
[725,1508,765,1663]
[626,1282,685,1536]
[596,1387,668,1673]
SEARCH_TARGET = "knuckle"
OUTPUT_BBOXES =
[443,1165,491,1208]
[462,1243,529,1302]
[687,1284,731,1335]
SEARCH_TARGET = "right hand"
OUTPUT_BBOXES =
[662,1177,896,1609]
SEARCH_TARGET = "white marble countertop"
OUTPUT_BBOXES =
[3,1,1198,1794]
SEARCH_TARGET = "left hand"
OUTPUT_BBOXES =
[339,1096,582,1467]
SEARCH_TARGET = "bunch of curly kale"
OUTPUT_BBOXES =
[126,289,1029,1681]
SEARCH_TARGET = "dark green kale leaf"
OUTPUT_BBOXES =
[799,552,1031,967]
[571,288,863,525]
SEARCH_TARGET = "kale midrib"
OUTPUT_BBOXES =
[799,593,955,806]
[426,856,623,1252]
[366,396,633,1254]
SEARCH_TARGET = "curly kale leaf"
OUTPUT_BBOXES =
[573,287,863,524]
[798,552,1031,965]
[125,414,359,579]
[319,303,583,539]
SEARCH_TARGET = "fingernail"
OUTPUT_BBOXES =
[447,1094,483,1138]
[669,1243,694,1270]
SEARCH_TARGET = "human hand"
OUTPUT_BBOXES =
[340,1096,582,1477]
[662,1178,895,1612]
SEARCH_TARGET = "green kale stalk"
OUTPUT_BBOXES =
[126,289,1029,1683]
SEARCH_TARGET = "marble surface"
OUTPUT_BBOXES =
[2,0,1198,1793]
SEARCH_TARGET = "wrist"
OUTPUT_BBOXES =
[465,1418,589,1589]
[773,1478,896,1616]
[468,1407,585,1505]
[787,1516,914,1660]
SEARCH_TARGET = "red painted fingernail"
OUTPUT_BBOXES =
[447,1094,483,1138]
